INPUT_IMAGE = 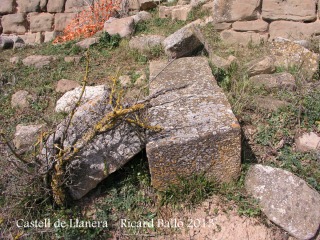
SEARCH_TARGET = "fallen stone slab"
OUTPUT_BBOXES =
[22,55,56,68]
[249,72,296,91]
[129,35,164,53]
[55,85,107,113]
[163,23,203,58]
[42,90,145,199]
[245,164,320,240]
[146,57,241,190]
[269,40,319,81]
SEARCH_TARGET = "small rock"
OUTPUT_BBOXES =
[104,17,135,38]
[10,56,20,64]
[64,56,82,65]
[131,11,152,24]
[253,96,288,112]
[246,56,276,77]
[13,124,46,151]
[249,72,296,91]
[295,132,320,153]
[245,164,320,240]
[44,31,58,43]
[56,79,80,93]
[129,35,164,53]
[11,90,33,108]
[55,85,107,113]
[22,55,56,68]
[119,75,131,88]
[76,37,99,49]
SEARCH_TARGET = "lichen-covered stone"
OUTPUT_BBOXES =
[245,164,320,240]
[146,57,241,190]
[270,40,319,81]
[43,91,145,199]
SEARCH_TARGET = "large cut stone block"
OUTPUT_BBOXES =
[212,0,261,23]
[2,14,27,35]
[262,0,316,22]
[146,57,241,190]
[0,0,14,14]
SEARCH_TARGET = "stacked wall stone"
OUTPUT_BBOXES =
[0,0,92,44]
[213,0,320,44]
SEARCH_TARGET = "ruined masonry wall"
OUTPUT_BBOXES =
[213,0,320,43]
[0,0,95,44]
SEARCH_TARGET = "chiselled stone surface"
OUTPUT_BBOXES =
[270,41,319,81]
[159,5,193,21]
[245,164,320,240]
[262,0,316,22]
[146,57,241,190]
[43,90,145,199]
[212,0,261,23]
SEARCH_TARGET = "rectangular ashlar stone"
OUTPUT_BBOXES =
[262,0,316,22]
[146,57,241,190]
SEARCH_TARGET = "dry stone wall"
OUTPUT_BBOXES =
[213,0,320,44]
[0,0,92,44]
[2,0,320,45]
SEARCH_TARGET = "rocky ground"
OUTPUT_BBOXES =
[0,1,320,240]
